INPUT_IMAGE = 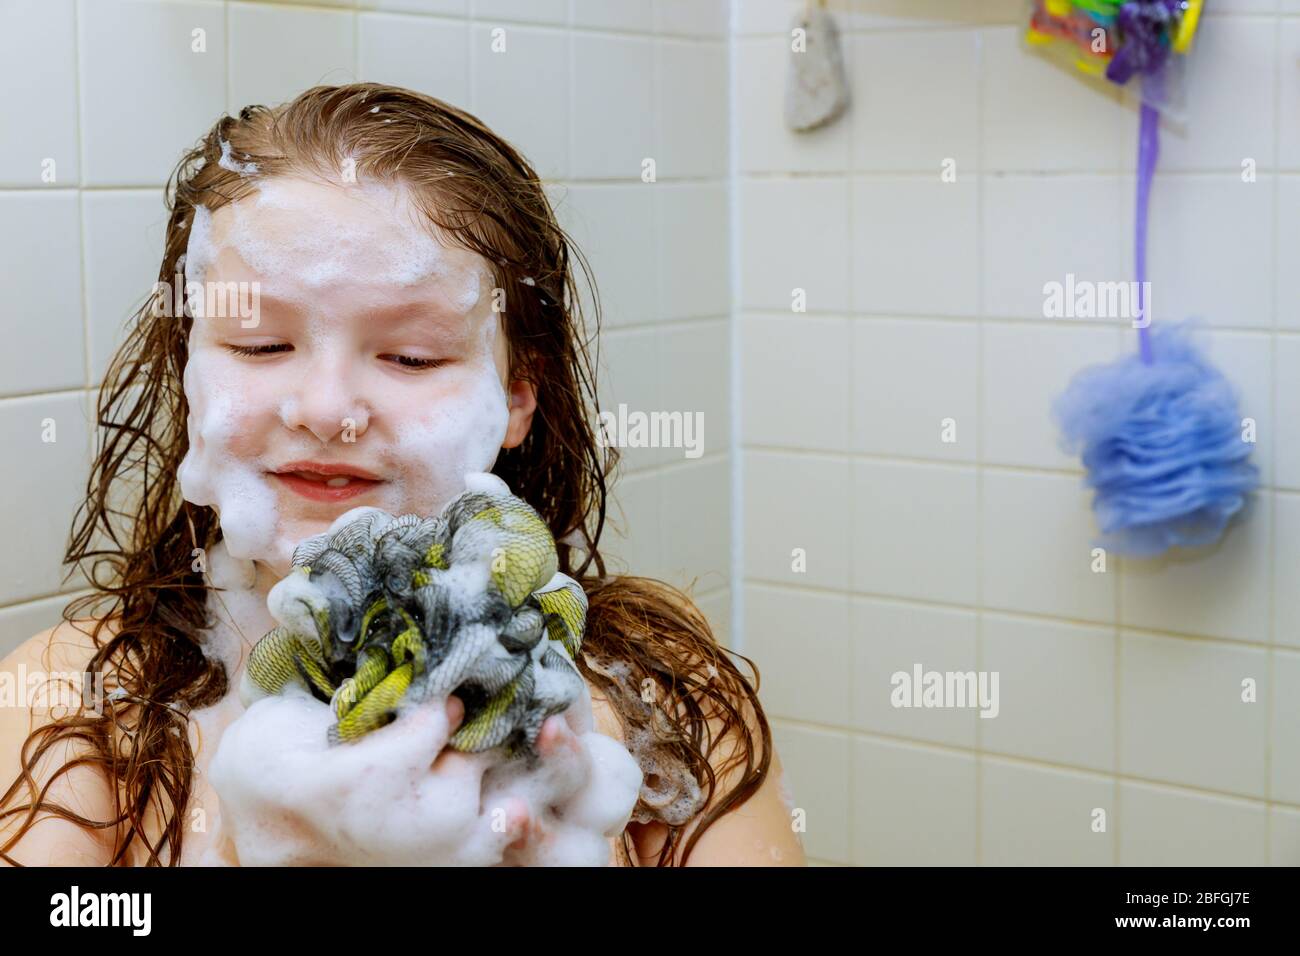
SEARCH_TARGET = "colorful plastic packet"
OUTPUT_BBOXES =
[1025,0,1203,92]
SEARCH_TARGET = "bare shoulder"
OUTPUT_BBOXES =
[0,615,124,866]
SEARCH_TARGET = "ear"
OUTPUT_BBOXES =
[502,377,537,449]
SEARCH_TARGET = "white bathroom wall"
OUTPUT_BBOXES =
[737,0,1300,865]
[0,0,732,653]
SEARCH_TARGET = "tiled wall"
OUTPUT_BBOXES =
[738,0,1300,865]
[0,0,732,658]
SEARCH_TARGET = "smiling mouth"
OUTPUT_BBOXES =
[269,469,384,502]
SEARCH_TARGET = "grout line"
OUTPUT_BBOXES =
[745,575,1296,653]
[973,21,986,868]
[72,0,90,392]
[1265,8,1283,863]
[772,716,1284,811]
[727,0,744,663]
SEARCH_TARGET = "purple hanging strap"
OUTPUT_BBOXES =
[1135,101,1159,364]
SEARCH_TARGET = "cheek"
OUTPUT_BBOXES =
[185,353,281,459]
[379,369,509,505]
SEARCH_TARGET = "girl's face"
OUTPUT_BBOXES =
[178,176,535,578]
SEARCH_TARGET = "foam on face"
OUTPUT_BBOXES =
[178,176,509,576]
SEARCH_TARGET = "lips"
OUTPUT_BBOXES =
[269,461,384,503]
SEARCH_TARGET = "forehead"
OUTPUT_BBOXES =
[198,176,491,314]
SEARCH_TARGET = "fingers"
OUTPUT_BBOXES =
[361,693,463,768]
[527,714,590,807]
[445,694,465,734]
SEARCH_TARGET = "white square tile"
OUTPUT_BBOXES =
[1279,178,1300,328]
[849,30,978,173]
[739,177,851,311]
[656,40,727,179]
[659,320,728,460]
[853,460,978,605]
[0,0,78,186]
[657,184,728,319]
[982,176,1124,320]
[555,183,657,329]
[572,0,653,32]
[983,322,1123,470]
[1271,649,1300,803]
[1282,21,1300,169]
[597,327,660,472]
[981,470,1117,623]
[852,318,978,461]
[743,450,852,590]
[653,0,727,38]
[1119,630,1267,798]
[734,38,851,174]
[770,722,852,863]
[1205,0,1279,10]
[741,314,850,451]
[359,0,468,14]
[1141,176,1274,330]
[851,177,978,316]
[228,2,355,111]
[1119,493,1270,644]
[257,0,355,7]
[471,24,569,180]
[850,598,977,748]
[980,759,1114,866]
[571,34,655,180]
[603,469,660,577]
[733,0,801,37]
[472,0,566,24]
[82,190,171,386]
[0,394,92,604]
[852,738,976,865]
[79,0,227,186]
[1150,18,1277,172]
[745,584,851,726]
[1275,493,1300,646]
[847,0,1014,28]
[660,456,731,591]
[359,14,469,106]
[0,193,83,395]
[982,25,1124,172]
[981,613,1115,771]
[1271,807,1300,866]
[1119,781,1266,865]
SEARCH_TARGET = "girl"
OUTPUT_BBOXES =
[0,84,804,867]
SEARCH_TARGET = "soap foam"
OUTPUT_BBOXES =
[177,352,292,569]
[189,532,642,866]
[218,139,259,176]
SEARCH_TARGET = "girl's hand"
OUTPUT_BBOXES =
[203,689,641,866]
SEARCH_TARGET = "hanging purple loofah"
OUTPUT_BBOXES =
[1054,320,1260,558]
[1054,32,1260,558]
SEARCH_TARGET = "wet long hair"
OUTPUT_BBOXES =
[0,84,768,867]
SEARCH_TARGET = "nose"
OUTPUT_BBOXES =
[279,349,372,443]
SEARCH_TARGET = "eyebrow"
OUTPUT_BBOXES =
[252,293,475,337]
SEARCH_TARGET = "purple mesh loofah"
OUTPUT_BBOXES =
[1053,320,1260,557]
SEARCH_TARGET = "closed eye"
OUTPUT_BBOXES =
[226,343,291,357]
[381,354,448,370]
[224,344,446,370]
